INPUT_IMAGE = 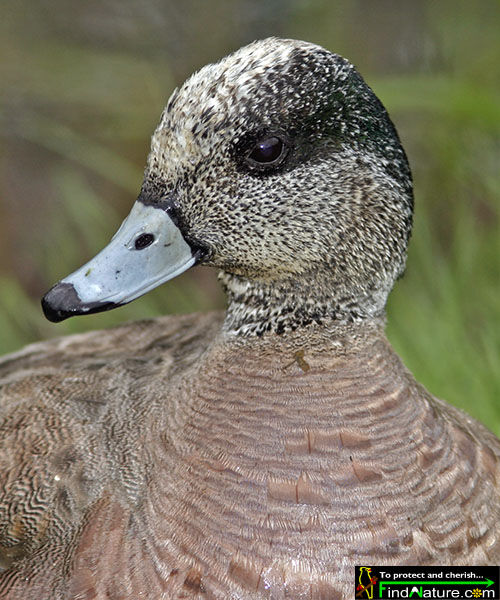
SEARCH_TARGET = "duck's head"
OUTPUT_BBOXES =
[42,37,413,336]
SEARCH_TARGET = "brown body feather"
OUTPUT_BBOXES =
[1,312,499,599]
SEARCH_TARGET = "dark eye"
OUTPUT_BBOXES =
[247,136,287,167]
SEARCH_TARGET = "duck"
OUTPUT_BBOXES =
[1,37,499,600]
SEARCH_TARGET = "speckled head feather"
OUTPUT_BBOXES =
[142,37,413,336]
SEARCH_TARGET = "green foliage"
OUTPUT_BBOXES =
[379,5,500,432]
[387,185,500,432]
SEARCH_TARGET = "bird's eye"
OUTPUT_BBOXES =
[247,136,287,167]
[249,137,283,163]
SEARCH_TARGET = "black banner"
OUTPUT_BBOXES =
[355,566,499,600]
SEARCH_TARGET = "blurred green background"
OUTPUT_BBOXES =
[1,0,499,432]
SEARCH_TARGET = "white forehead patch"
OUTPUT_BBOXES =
[159,38,300,128]
[148,37,331,171]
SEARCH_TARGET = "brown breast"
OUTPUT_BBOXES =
[1,313,499,599]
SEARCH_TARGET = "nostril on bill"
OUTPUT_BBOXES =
[134,233,155,250]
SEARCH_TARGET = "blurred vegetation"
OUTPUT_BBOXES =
[0,0,499,432]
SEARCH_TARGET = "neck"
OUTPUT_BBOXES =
[219,270,388,337]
